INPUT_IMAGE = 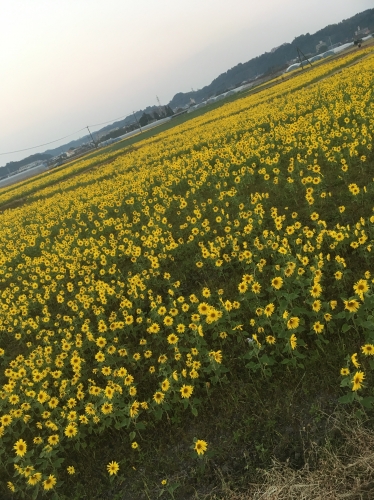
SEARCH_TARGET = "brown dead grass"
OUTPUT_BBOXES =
[212,411,374,500]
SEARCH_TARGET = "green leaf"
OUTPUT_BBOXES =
[361,396,374,408]
[335,311,347,319]
[338,393,354,404]
[191,407,198,417]
[340,377,351,388]
[361,321,374,329]
[341,324,351,333]
[32,485,40,500]
[129,431,136,441]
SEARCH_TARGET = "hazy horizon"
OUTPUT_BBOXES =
[1,0,373,167]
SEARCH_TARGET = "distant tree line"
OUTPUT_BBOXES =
[138,105,174,126]
[3,9,372,171]
[99,106,174,141]
[168,8,374,109]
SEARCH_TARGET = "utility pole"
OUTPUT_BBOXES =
[296,47,312,70]
[86,126,97,148]
[156,95,162,116]
[133,111,142,133]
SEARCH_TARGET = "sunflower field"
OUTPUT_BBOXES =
[1,46,374,498]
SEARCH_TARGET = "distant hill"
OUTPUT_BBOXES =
[2,8,373,172]
[169,8,374,108]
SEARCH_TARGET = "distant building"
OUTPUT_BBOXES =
[66,148,76,158]
[18,160,45,172]
[355,26,370,37]
[316,40,327,53]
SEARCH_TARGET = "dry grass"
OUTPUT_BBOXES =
[211,412,374,500]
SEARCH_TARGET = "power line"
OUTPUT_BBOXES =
[88,113,131,128]
[1,110,138,158]
[0,128,87,156]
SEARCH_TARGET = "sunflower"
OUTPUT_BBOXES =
[287,317,300,330]
[48,435,59,446]
[167,334,178,344]
[312,300,321,312]
[124,374,134,386]
[95,351,105,362]
[313,321,324,334]
[194,439,208,455]
[129,386,137,396]
[353,279,369,297]
[153,391,165,404]
[351,353,360,368]
[28,473,42,485]
[271,277,283,290]
[352,371,365,391]
[361,344,374,356]
[310,283,322,298]
[344,299,360,313]
[264,303,275,317]
[147,322,160,334]
[64,423,78,438]
[23,465,34,477]
[117,367,127,377]
[1,414,12,427]
[101,403,113,415]
[48,397,59,409]
[161,379,170,392]
[206,309,221,323]
[96,336,107,348]
[209,350,222,363]
[180,385,194,398]
[37,391,49,404]
[340,368,350,376]
[197,303,210,315]
[348,183,360,195]
[157,306,167,315]
[101,366,111,376]
[163,315,173,326]
[129,401,139,418]
[105,386,114,399]
[107,461,119,476]
[290,334,297,350]
[13,439,27,457]
[43,475,57,491]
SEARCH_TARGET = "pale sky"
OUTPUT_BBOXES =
[0,0,372,166]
